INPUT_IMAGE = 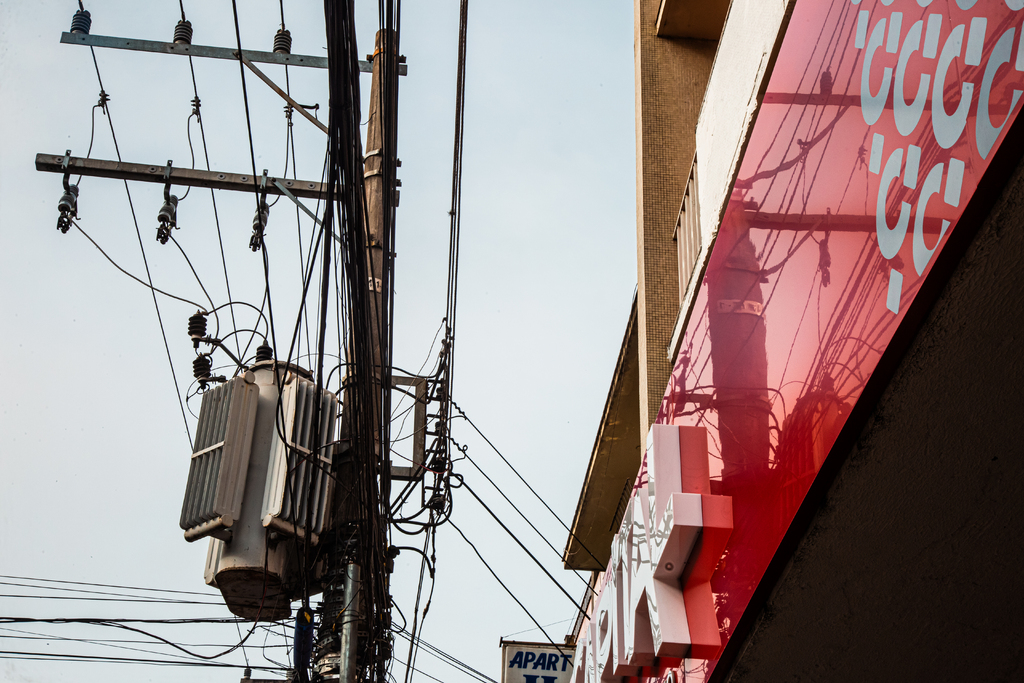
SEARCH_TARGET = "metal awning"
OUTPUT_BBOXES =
[563,297,641,571]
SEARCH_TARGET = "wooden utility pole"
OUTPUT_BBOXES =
[708,205,771,488]
[363,28,400,443]
[315,27,399,683]
[39,16,403,682]
[706,200,772,611]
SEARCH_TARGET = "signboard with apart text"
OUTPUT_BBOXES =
[500,640,574,683]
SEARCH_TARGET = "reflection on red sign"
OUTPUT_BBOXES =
[591,1,1024,681]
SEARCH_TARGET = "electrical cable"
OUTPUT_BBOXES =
[74,94,106,186]
[169,234,216,313]
[401,529,432,683]
[0,626,275,650]
[0,577,211,599]
[220,8,338,620]
[229,0,266,225]
[456,443,590,587]
[181,109,196,201]
[229,0,281,365]
[81,25,193,448]
[234,618,251,670]
[450,400,603,567]
[392,628,496,683]
[6,603,267,663]
[0,627,236,664]
[182,36,242,358]
[70,219,206,310]
[448,520,562,650]
[0,649,279,669]
[0,543,274,667]
[319,0,405,677]
[406,665,446,683]
[0,594,221,606]
[459,481,586,614]
[0,617,245,625]
[444,0,469,392]
[502,618,573,640]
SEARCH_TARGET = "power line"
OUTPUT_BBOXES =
[0,617,247,625]
[229,0,265,218]
[1,615,262,662]
[393,627,496,683]
[82,26,193,448]
[408,665,447,683]
[230,0,281,364]
[0,626,275,650]
[448,520,562,650]
[456,441,590,588]
[451,400,603,567]
[502,618,573,640]
[0,625,242,664]
[0,650,277,669]
[444,0,470,401]
[401,530,433,683]
[177,3,242,358]
[69,220,207,310]
[0,574,214,598]
[0,594,221,606]
[169,234,217,312]
[458,481,585,615]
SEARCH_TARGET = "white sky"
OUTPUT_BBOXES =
[0,2,636,682]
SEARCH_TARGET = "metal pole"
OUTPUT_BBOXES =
[35,153,328,198]
[338,564,362,683]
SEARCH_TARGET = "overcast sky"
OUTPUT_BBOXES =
[0,1,635,682]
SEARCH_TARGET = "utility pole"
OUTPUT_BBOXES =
[708,203,771,488]
[705,199,772,611]
[314,27,400,683]
[40,10,405,681]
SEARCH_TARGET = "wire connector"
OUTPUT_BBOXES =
[249,171,270,252]
[156,196,178,243]
[157,161,179,244]
[57,184,79,234]
[57,150,78,233]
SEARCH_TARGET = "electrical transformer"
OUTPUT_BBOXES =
[179,358,340,620]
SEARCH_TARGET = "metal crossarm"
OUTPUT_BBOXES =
[36,153,329,200]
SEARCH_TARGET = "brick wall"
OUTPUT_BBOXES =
[634,0,716,441]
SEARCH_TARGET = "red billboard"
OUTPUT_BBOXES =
[576,1,1024,681]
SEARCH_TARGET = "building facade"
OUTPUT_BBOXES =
[564,0,1024,680]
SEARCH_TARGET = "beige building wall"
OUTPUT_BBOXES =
[634,0,716,441]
